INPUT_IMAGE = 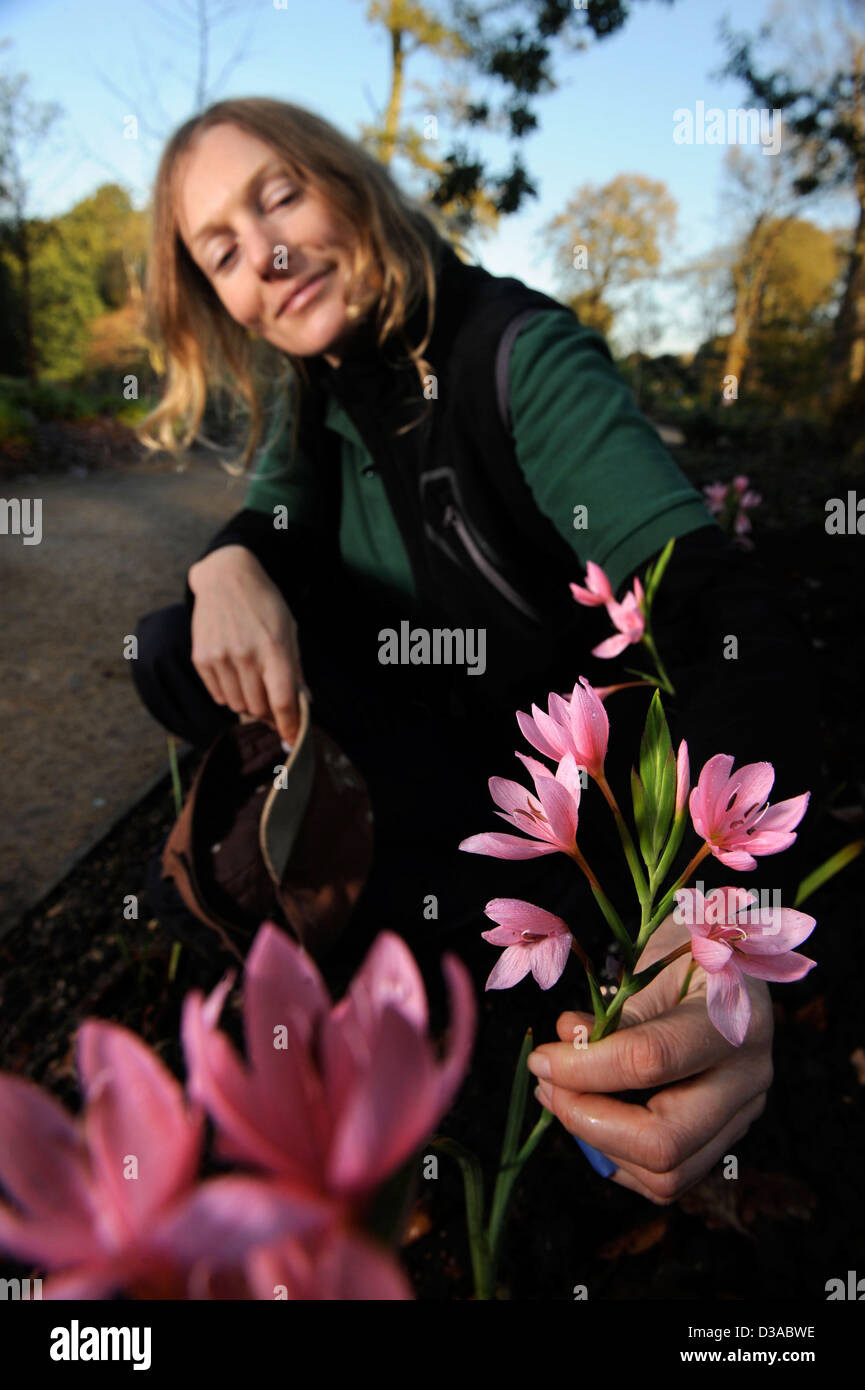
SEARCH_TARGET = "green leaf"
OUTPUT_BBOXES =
[631,766,655,870]
[651,801,689,894]
[500,1029,535,1170]
[651,748,677,860]
[644,538,676,611]
[794,840,865,907]
[639,690,673,805]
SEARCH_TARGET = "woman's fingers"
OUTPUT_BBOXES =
[212,658,247,715]
[194,659,228,710]
[607,1091,767,1204]
[262,655,303,744]
[533,1044,771,1175]
[232,654,273,722]
[530,994,735,1096]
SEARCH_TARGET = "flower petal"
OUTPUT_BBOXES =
[530,932,573,989]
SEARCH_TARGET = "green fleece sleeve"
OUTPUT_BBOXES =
[508,310,715,594]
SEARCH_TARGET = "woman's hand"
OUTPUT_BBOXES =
[188,545,308,744]
[526,913,774,1203]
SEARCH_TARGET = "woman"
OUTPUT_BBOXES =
[133,98,817,1208]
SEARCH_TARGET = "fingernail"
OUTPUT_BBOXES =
[573,1137,618,1178]
[527,1053,550,1080]
[534,1082,552,1107]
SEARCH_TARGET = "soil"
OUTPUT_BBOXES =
[0,433,863,1300]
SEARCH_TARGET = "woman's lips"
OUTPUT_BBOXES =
[279,268,331,316]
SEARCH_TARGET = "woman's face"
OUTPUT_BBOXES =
[176,122,367,366]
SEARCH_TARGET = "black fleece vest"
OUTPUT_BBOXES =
[300,245,611,711]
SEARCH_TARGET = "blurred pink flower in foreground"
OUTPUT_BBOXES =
[690,754,810,871]
[592,578,646,659]
[245,1227,413,1300]
[481,899,573,991]
[674,887,816,1046]
[0,1022,330,1298]
[516,675,609,779]
[182,924,475,1206]
[459,749,583,860]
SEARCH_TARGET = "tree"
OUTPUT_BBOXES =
[358,0,677,238]
[538,173,677,338]
[0,42,62,382]
[722,0,865,421]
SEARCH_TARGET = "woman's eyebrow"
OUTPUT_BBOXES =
[189,160,291,247]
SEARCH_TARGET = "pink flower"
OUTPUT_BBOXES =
[245,1227,413,1301]
[592,578,645,659]
[516,675,609,779]
[570,560,615,608]
[703,482,729,514]
[0,1021,329,1298]
[689,754,810,870]
[481,899,573,991]
[459,749,583,860]
[182,924,475,1205]
[674,886,816,1046]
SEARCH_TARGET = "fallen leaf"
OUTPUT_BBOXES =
[680,1167,816,1236]
[597,1216,668,1259]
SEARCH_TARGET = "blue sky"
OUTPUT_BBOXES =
[2,0,847,352]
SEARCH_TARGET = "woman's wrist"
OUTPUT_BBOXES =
[188,544,265,595]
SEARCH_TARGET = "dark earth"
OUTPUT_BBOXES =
[1,425,863,1300]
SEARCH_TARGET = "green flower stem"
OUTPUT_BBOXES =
[432,1138,493,1299]
[638,842,711,950]
[631,941,692,990]
[589,883,635,969]
[167,735,183,817]
[640,629,675,697]
[514,1106,555,1167]
[566,844,634,967]
[570,939,607,1029]
[597,773,650,909]
[649,811,688,898]
[677,960,697,1003]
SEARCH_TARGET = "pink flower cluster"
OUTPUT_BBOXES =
[0,926,475,1300]
[703,474,762,542]
[569,562,646,658]
[460,675,814,1045]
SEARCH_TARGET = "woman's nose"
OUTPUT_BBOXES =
[246,219,291,281]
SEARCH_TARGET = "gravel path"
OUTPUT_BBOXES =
[0,451,242,933]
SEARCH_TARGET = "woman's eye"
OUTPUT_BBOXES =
[211,191,298,272]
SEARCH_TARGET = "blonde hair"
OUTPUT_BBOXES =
[137,97,464,473]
